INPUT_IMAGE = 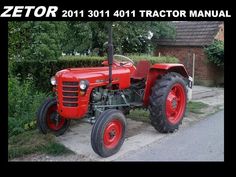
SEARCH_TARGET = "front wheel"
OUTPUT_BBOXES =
[91,109,126,157]
[149,72,187,133]
[37,97,70,136]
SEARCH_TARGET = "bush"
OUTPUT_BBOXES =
[59,55,178,64]
[10,55,178,92]
[9,21,66,61]
[204,40,224,67]
[8,75,47,137]
[11,56,105,92]
[126,55,178,64]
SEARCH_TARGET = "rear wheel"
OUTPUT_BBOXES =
[91,109,126,157]
[37,97,70,136]
[149,72,187,133]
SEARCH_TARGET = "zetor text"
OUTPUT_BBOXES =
[0,6,58,17]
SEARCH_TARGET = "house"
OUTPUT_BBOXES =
[155,21,224,86]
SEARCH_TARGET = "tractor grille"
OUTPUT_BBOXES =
[62,81,79,107]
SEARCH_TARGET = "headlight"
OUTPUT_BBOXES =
[50,76,57,85]
[79,80,89,90]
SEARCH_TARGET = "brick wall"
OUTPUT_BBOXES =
[155,46,224,86]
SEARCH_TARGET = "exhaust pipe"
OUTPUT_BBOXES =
[108,23,113,88]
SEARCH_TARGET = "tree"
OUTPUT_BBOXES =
[61,22,92,55]
[8,21,176,60]
[112,21,175,55]
[61,21,175,56]
[8,22,31,60]
[204,40,224,68]
[9,21,66,61]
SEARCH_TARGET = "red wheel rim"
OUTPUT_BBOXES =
[166,83,186,124]
[103,119,122,149]
[46,105,66,131]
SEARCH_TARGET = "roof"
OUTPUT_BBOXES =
[156,21,223,47]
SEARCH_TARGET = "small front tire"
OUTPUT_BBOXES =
[91,109,126,157]
[37,97,70,136]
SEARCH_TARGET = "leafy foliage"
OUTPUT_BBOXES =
[61,22,92,55]
[112,21,175,54]
[8,21,66,61]
[204,40,224,67]
[9,21,175,59]
[60,21,176,56]
[127,55,178,64]
[8,75,47,136]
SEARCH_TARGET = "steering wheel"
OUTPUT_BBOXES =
[113,54,134,66]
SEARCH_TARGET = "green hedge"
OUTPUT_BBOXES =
[59,55,179,64]
[10,55,178,92]
[11,56,105,92]
[126,55,178,64]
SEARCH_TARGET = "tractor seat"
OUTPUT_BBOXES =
[131,60,151,80]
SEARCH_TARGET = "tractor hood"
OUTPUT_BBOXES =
[55,66,131,89]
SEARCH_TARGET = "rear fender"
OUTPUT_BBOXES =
[143,64,189,106]
[151,64,189,78]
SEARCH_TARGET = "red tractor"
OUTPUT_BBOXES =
[37,25,192,157]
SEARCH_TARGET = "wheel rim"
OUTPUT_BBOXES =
[103,119,122,149]
[46,105,66,131]
[166,83,186,124]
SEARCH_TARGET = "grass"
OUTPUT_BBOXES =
[127,101,209,123]
[186,101,209,114]
[8,130,74,160]
[127,109,150,123]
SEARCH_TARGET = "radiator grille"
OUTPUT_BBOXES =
[62,81,79,107]
[63,87,78,91]
[62,81,79,86]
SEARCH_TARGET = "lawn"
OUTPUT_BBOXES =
[127,101,209,122]
[8,130,73,160]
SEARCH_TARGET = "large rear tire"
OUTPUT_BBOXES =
[149,72,187,133]
[91,109,126,157]
[37,97,70,136]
